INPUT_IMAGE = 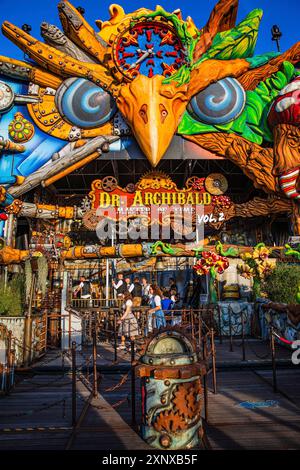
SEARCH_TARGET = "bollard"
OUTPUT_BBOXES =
[131,340,136,427]
[71,341,77,426]
[136,328,206,450]
[92,323,98,397]
[270,327,277,393]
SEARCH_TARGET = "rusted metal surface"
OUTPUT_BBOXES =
[137,327,206,450]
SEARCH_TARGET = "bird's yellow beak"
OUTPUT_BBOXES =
[117,75,189,167]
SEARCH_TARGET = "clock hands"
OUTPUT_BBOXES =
[128,48,154,70]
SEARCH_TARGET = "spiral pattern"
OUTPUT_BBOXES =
[55,78,116,129]
[187,77,246,125]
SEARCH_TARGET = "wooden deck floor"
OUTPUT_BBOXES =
[0,337,299,450]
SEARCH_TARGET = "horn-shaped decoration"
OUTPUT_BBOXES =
[1,21,120,95]
[193,0,238,61]
[58,0,107,63]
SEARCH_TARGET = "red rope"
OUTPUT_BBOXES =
[273,331,294,345]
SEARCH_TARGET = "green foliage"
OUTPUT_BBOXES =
[0,274,25,316]
[263,263,300,305]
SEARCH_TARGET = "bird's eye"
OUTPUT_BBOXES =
[55,78,116,129]
[187,78,246,125]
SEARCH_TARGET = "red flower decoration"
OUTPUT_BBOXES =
[193,251,229,276]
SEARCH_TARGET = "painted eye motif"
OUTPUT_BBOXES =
[55,78,117,129]
[187,77,246,125]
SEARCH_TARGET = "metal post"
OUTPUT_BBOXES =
[270,327,277,393]
[228,306,233,352]
[198,312,202,353]
[68,309,71,350]
[105,259,109,307]
[71,341,77,427]
[241,309,246,362]
[92,322,98,397]
[217,305,223,344]
[191,308,194,339]
[6,331,12,392]
[131,340,136,427]
[24,274,36,366]
[202,334,209,422]
[113,312,118,363]
[211,329,217,394]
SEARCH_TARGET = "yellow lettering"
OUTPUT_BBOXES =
[153,193,161,205]
[144,192,154,205]
[161,193,171,205]
[132,191,143,206]
[111,194,120,207]
[177,193,186,205]
[100,192,110,208]
[186,193,194,205]
[203,192,211,205]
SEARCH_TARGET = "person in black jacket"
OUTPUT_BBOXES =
[112,273,127,298]
[129,277,143,307]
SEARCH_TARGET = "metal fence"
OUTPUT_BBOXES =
[0,323,15,394]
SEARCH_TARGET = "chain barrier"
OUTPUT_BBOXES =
[102,372,130,393]
[0,397,68,419]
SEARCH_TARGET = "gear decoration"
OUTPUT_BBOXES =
[125,183,136,193]
[185,176,205,191]
[8,112,35,143]
[80,196,92,213]
[101,176,118,192]
[205,173,228,195]
[82,209,101,231]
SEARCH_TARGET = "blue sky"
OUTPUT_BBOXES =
[0,0,298,59]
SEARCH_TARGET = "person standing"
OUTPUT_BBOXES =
[129,277,143,307]
[117,292,139,350]
[168,277,178,293]
[141,277,150,305]
[112,273,126,298]
[149,284,166,330]
[124,277,131,292]
[74,276,91,299]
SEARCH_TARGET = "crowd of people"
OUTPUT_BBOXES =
[73,273,184,352]
[112,274,184,350]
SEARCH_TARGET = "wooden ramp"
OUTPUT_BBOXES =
[66,393,149,450]
[1,343,299,450]
[205,369,300,450]
[0,366,148,450]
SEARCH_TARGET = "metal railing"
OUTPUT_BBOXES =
[0,323,15,394]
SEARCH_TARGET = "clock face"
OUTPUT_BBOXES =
[114,22,186,80]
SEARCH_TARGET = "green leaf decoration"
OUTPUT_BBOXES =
[198,9,263,62]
